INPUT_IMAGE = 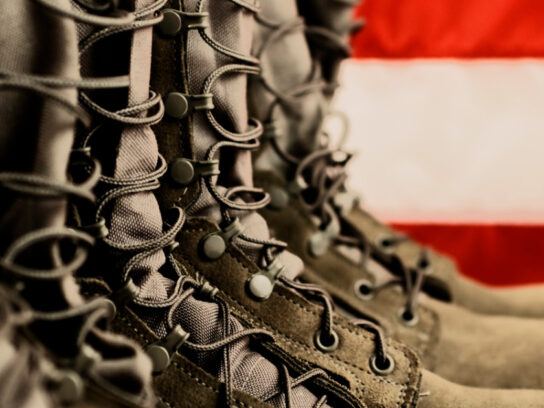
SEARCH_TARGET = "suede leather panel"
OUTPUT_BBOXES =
[175,218,422,408]
[254,171,440,368]
[78,278,274,408]
[421,295,544,389]
[419,370,544,408]
[346,206,544,318]
[114,310,273,408]
[80,384,150,408]
[345,207,457,287]
[254,171,544,390]
[151,0,201,212]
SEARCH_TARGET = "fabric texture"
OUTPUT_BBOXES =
[352,0,544,58]
[184,0,305,280]
[95,0,324,405]
[0,1,157,406]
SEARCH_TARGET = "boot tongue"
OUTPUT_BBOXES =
[170,294,326,406]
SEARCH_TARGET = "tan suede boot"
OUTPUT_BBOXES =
[298,0,544,320]
[248,0,544,393]
[0,1,156,406]
[69,0,346,406]
[148,0,544,406]
[347,205,544,318]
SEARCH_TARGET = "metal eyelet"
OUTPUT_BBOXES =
[106,278,140,319]
[354,279,374,300]
[164,92,189,119]
[158,9,183,36]
[370,354,395,376]
[314,329,339,353]
[375,234,396,254]
[307,218,341,258]
[397,307,419,327]
[418,257,429,269]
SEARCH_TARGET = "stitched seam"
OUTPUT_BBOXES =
[119,316,256,408]
[119,315,152,344]
[419,305,440,369]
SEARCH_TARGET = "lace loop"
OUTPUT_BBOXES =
[34,0,135,26]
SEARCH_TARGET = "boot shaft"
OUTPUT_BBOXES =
[297,0,361,97]
[77,1,338,406]
[0,0,78,253]
[0,2,157,406]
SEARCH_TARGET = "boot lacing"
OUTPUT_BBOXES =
[73,1,333,406]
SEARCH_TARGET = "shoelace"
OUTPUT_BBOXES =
[0,46,142,404]
[251,7,397,371]
[189,0,389,369]
[300,0,364,97]
[259,13,429,322]
[273,4,431,320]
[172,3,393,374]
[290,147,428,323]
[74,1,331,406]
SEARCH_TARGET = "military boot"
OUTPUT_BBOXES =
[70,0,346,406]
[249,0,544,392]
[0,1,156,406]
[347,199,544,318]
[148,0,544,406]
[299,0,544,320]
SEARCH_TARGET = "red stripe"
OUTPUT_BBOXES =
[352,0,544,58]
[389,224,544,285]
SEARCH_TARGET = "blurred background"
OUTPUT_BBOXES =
[335,0,544,285]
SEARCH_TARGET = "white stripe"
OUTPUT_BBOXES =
[333,59,544,224]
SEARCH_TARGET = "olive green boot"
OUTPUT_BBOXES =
[249,0,544,392]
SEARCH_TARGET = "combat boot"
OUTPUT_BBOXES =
[249,0,544,392]
[70,0,348,406]
[298,0,544,320]
[347,203,544,318]
[148,0,544,406]
[0,1,156,406]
